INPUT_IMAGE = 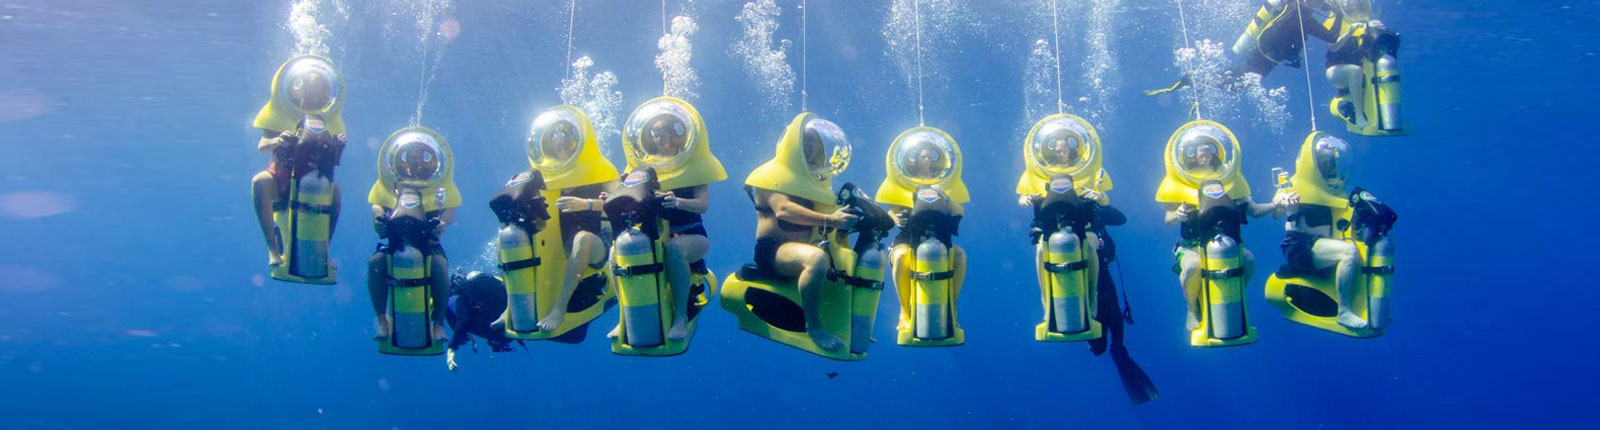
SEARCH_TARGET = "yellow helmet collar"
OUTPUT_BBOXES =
[1016,114,1113,197]
[253,55,347,135]
[745,112,852,205]
[527,105,619,190]
[621,97,726,190]
[875,126,969,207]
[1154,120,1251,205]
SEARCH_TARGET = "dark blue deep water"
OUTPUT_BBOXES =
[1,0,1594,428]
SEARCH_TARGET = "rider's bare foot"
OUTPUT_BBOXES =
[667,319,689,341]
[809,329,844,351]
[537,311,566,332]
[373,316,392,340]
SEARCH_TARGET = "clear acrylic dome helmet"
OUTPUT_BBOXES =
[801,117,851,182]
[381,129,450,189]
[527,107,585,172]
[1028,116,1098,176]
[1171,122,1240,184]
[623,100,699,174]
[893,129,956,186]
[1312,133,1350,180]
[278,56,342,116]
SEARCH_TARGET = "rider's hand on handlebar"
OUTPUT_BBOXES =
[828,208,861,230]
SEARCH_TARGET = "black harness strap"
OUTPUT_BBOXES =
[911,270,955,282]
[1202,267,1245,280]
[394,277,432,288]
[1361,266,1394,275]
[614,263,665,277]
[293,201,337,214]
[1043,260,1089,274]
[689,259,709,274]
[845,276,882,289]
[498,257,542,273]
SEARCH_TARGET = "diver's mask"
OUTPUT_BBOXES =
[802,118,851,182]
[1029,116,1096,175]
[624,100,698,173]
[280,56,341,116]
[528,108,585,171]
[893,130,955,186]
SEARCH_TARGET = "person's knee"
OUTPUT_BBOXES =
[663,239,685,261]
[368,253,386,273]
[573,231,603,260]
[1334,243,1359,265]
[800,247,828,273]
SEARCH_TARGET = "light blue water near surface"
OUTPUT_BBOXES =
[0,0,1595,428]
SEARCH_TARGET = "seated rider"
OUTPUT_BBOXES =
[1323,0,1396,129]
[620,112,716,341]
[517,111,617,332]
[1019,133,1107,318]
[887,140,966,332]
[446,271,516,371]
[1278,135,1372,329]
[749,117,859,351]
[367,130,459,342]
[1162,138,1289,332]
[251,57,345,267]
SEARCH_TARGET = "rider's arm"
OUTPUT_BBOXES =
[1163,203,1189,225]
[259,131,286,152]
[1242,198,1286,219]
[767,191,840,227]
[433,208,457,237]
[673,185,710,214]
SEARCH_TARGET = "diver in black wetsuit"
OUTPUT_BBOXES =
[1083,205,1159,404]
[445,271,516,371]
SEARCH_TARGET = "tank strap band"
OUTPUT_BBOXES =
[498,257,542,273]
[911,270,955,281]
[1202,267,1245,280]
[294,201,336,214]
[1372,74,1401,84]
[394,277,432,287]
[614,263,665,277]
[1044,261,1089,273]
[845,277,883,289]
[1361,266,1394,275]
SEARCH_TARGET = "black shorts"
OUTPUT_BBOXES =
[671,222,708,238]
[1280,231,1320,272]
[753,237,782,276]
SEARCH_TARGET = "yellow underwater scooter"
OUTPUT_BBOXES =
[604,168,716,356]
[877,127,971,347]
[1328,5,1405,136]
[493,106,618,342]
[1017,114,1116,342]
[721,184,896,360]
[1155,121,1259,348]
[372,126,459,356]
[1264,133,1398,337]
[256,55,347,285]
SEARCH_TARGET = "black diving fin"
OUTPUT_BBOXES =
[1111,346,1160,405]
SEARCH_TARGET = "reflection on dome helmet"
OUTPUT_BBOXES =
[802,118,851,182]
[528,108,584,170]
[1172,123,1237,183]
[1313,135,1348,179]
[624,100,698,173]
[894,130,954,185]
[385,130,448,187]
[1029,116,1096,175]
[281,57,340,115]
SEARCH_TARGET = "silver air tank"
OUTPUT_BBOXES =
[391,243,429,349]
[1375,55,1403,131]
[914,234,951,339]
[292,174,331,278]
[1366,235,1393,330]
[499,224,538,330]
[1205,234,1246,339]
[1048,229,1087,334]
[850,243,886,354]
[614,226,663,347]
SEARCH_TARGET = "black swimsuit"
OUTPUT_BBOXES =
[662,187,708,237]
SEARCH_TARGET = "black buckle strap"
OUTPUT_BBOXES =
[293,201,336,214]
[845,276,882,289]
[1202,267,1245,280]
[1361,266,1395,275]
[394,277,431,287]
[614,263,665,277]
[689,259,709,274]
[911,270,955,282]
[498,257,541,273]
[1043,260,1089,274]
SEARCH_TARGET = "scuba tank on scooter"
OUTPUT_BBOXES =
[380,189,444,354]
[1033,174,1102,340]
[488,170,551,335]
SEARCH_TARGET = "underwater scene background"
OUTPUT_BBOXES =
[1,0,1595,427]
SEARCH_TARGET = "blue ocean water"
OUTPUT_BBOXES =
[1,0,1594,428]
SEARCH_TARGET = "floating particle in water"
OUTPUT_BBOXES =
[437,17,460,42]
[0,90,58,121]
[0,191,77,219]
[377,378,391,390]
[0,265,61,293]
[125,329,161,338]
[164,276,207,292]
[251,274,265,287]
